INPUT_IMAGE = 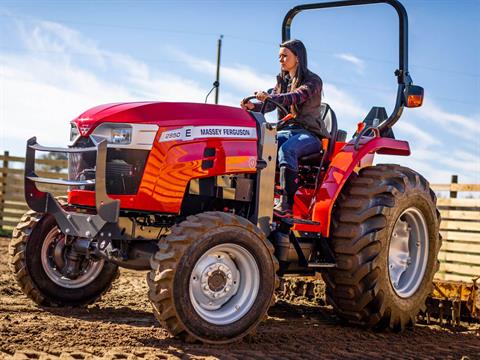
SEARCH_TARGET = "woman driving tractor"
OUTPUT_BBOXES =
[241,39,329,217]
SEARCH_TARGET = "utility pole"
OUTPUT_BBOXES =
[214,35,223,104]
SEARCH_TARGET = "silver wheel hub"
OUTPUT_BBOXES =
[388,207,429,298]
[189,243,260,325]
[41,227,104,289]
[195,255,240,309]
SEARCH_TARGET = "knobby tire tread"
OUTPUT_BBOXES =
[324,164,442,330]
[8,198,119,307]
[147,211,279,343]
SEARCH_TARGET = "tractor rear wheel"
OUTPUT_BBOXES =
[9,209,119,307]
[147,211,279,343]
[324,164,441,330]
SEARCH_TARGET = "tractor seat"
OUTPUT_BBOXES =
[299,103,338,166]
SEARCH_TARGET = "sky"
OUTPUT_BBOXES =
[0,0,479,184]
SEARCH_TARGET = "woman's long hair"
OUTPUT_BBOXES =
[279,39,310,116]
[279,39,309,90]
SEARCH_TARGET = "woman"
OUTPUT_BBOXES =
[241,39,329,217]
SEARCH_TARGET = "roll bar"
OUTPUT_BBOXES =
[282,0,412,131]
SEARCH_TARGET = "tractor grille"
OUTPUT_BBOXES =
[68,137,149,195]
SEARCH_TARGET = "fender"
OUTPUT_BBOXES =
[293,136,410,236]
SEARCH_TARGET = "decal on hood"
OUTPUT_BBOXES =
[159,126,257,142]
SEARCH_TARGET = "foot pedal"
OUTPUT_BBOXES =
[308,262,336,268]
[280,218,320,226]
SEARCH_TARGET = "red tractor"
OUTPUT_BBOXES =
[10,0,440,343]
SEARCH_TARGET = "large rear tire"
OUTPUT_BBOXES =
[147,212,279,343]
[9,210,119,307]
[324,164,441,330]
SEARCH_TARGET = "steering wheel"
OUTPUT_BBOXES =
[243,95,289,116]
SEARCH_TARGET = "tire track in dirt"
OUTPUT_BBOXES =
[0,238,478,359]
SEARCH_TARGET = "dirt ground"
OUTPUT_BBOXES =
[0,238,479,360]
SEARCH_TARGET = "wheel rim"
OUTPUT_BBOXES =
[388,207,429,298]
[189,243,260,325]
[41,227,105,289]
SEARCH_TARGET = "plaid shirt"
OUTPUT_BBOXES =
[254,73,322,114]
[271,75,321,108]
[253,71,328,138]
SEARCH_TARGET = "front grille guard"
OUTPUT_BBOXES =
[25,136,120,238]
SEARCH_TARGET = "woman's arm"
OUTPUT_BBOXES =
[270,78,322,107]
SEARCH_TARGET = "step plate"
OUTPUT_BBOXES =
[308,262,336,268]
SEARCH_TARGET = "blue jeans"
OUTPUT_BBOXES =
[277,128,322,171]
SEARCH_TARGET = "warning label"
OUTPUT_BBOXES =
[159,126,257,142]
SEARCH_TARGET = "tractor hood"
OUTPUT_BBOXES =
[72,101,257,136]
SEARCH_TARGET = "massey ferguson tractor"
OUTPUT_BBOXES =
[9,0,440,344]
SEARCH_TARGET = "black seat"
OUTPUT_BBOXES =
[299,103,338,166]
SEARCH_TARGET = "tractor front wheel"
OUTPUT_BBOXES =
[147,212,278,343]
[324,164,441,330]
[9,210,119,307]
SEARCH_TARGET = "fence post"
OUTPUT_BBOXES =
[450,175,458,199]
[0,151,9,231]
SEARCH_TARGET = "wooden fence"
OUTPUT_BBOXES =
[433,176,480,282]
[0,151,67,229]
[1,151,479,282]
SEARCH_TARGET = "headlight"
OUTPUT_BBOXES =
[111,127,132,144]
[70,123,79,142]
[91,123,157,149]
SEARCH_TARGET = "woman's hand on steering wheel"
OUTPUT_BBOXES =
[240,99,255,110]
[241,93,289,116]
[255,91,270,102]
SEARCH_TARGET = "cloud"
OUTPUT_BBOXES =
[169,48,273,94]
[321,83,366,130]
[417,99,480,141]
[395,120,439,147]
[0,16,227,154]
[335,53,365,74]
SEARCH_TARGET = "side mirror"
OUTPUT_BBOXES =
[404,85,424,108]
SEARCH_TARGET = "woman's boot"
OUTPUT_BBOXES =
[274,166,298,217]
